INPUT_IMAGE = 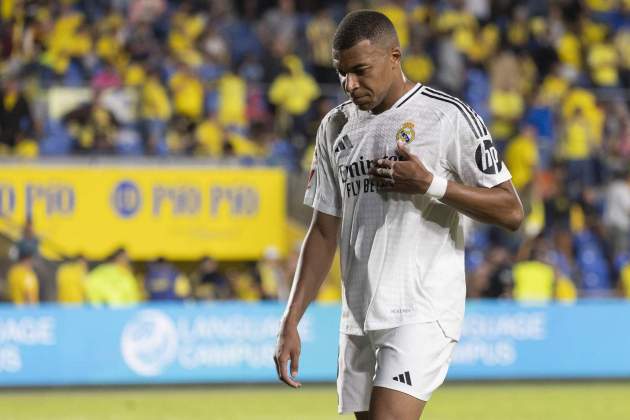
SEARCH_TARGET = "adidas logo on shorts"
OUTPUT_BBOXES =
[392,371,412,386]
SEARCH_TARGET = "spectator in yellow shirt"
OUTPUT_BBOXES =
[587,34,620,87]
[257,247,287,300]
[165,116,196,155]
[539,67,570,106]
[42,7,84,75]
[489,86,524,146]
[489,51,525,145]
[614,29,630,86]
[56,255,88,304]
[561,108,596,161]
[505,125,540,192]
[556,31,582,80]
[217,71,246,127]
[306,8,337,83]
[169,64,204,121]
[8,245,39,305]
[268,55,320,135]
[195,113,224,157]
[620,262,630,298]
[226,129,264,158]
[402,38,434,84]
[584,0,617,13]
[561,88,604,147]
[227,266,261,301]
[555,275,578,302]
[85,248,141,306]
[377,1,409,51]
[513,241,556,302]
[141,68,171,154]
[560,108,597,200]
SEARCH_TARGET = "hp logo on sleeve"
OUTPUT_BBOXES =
[475,140,503,174]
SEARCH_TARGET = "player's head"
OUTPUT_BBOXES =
[332,10,402,112]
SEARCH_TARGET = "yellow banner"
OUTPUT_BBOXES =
[0,164,286,260]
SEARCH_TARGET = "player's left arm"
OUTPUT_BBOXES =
[439,178,524,231]
[370,141,524,231]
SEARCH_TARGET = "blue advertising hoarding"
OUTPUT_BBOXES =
[0,301,629,386]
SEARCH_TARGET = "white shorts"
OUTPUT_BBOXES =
[337,321,457,414]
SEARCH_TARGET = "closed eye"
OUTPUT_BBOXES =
[336,66,369,78]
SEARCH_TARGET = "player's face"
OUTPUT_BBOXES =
[333,39,396,112]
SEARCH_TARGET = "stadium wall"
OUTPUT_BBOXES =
[0,300,629,387]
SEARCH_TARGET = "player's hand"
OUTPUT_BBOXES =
[369,141,433,194]
[274,321,302,388]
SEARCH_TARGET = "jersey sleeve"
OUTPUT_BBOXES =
[445,109,512,188]
[303,114,342,217]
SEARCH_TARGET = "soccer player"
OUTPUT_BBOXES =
[274,10,524,420]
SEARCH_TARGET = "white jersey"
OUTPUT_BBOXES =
[304,83,512,340]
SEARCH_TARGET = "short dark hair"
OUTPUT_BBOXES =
[333,10,399,51]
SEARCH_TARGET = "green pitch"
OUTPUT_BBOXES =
[1,382,628,420]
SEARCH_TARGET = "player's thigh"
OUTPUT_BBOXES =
[369,321,456,418]
[337,333,375,414]
[369,386,425,420]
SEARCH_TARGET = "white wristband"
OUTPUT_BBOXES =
[425,175,448,200]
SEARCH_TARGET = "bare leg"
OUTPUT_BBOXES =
[367,386,426,420]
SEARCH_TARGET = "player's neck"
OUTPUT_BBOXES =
[371,79,416,115]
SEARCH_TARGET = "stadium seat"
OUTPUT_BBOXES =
[574,231,612,295]
[63,61,86,87]
[467,227,491,250]
[115,127,144,156]
[465,69,491,122]
[465,248,485,273]
[524,106,555,168]
[39,120,72,155]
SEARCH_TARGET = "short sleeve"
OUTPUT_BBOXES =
[446,109,512,188]
[303,115,343,217]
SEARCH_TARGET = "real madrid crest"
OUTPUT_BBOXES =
[396,121,416,144]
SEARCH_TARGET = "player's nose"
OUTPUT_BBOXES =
[345,73,360,94]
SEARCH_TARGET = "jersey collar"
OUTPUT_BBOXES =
[366,83,423,117]
[392,83,423,109]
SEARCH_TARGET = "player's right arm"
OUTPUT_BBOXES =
[275,108,344,387]
[274,209,340,388]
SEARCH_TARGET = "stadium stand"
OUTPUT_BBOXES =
[0,0,629,303]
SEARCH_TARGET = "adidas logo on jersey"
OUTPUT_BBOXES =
[392,371,412,386]
[334,135,353,154]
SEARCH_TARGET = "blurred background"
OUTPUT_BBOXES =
[0,0,629,419]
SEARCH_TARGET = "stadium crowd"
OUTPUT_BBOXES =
[5,238,303,305]
[1,0,630,302]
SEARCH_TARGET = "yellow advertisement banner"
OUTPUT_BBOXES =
[0,164,286,260]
